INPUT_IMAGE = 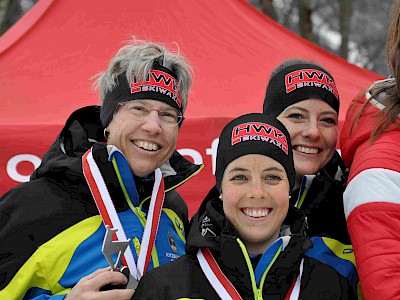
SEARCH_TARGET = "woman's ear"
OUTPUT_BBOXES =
[104,128,110,139]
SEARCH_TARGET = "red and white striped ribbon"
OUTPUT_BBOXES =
[197,247,303,299]
[197,248,242,300]
[82,147,165,280]
[136,166,165,277]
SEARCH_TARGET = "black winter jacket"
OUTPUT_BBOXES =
[0,106,202,299]
[292,151,360,299]
[133,187,356,300]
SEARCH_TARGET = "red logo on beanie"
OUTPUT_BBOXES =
[231,122,288,154]
[130,70,181,107]
[285,68,339,99]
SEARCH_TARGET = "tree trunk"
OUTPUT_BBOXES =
[259,0,277,21]
[298,0,314,43]
[339,0,354,60]
[0,0,12,35]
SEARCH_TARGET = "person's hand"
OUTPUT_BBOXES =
[65,267,135,300]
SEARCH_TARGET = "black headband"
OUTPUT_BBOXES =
[263,62,340,118]
[215,113,295,193]
[100,62,182,128]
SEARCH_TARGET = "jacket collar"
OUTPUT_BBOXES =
[31,105,202,196]
[186,185,311,252]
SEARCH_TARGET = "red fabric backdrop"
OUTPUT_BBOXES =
[0,0,382,216]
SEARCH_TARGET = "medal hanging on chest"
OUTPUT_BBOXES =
[82,147,165,281]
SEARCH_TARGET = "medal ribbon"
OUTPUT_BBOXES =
[287,258,303,300]
[197,247,303,299]
[82,147,165,280]
[197,248,242,300]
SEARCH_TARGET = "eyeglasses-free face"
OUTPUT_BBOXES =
[277,99,338,189]
[220,154,290,255]
[119,100,184,126]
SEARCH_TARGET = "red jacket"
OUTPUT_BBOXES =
[340,79,400,300]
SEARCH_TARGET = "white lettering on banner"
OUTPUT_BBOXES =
[206,138,219,175]
[177,149,203,166]
[7,154,41,182]
[6,139,222,184]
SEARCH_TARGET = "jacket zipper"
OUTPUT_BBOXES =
[236,238,284,299]
[133,237,141,256]
[236,239,263,299]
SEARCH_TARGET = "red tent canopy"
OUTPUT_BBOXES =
[0,0,382,216]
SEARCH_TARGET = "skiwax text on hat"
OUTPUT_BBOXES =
[215,113,295,193]
[263,60,340,118]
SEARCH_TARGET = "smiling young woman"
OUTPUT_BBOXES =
[220,154,290,255]
[133,113,355,300]
[263,60,360,299]
[277,98,338,186]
